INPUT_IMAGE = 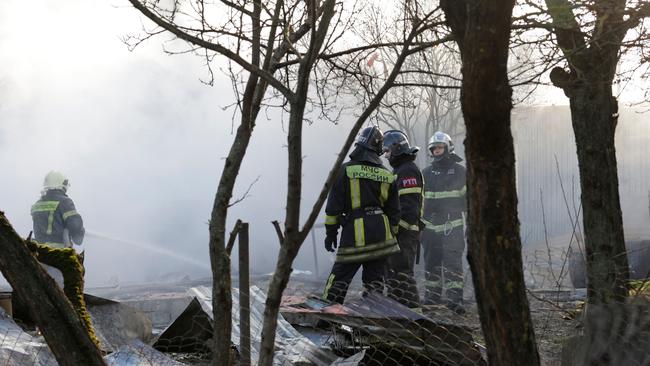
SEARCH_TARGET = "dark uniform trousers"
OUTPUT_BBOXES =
[386,230,420,307]
[422,223,465,305]
[323,258,386,304]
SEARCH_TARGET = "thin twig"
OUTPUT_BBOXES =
[540,188,558,285]
[229,176,261,207]
[526,289,578,320]
[271,220,284,244]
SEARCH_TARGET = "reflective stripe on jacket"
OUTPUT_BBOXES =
[324,161,401,263]
[421,217,464,234]
[393,159,424,232]
[31,189,84,248]
[421,156,467,225]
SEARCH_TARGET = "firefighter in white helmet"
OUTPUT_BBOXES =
[30,172,92,330]
[31,171,85,253]
[420,132,467,314]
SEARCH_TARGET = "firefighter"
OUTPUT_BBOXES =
[32,171,85,249]
[31,171,85,273]
[382,130,423,308]
[421,131,467,314]
[30,171,94,337]
[322,126,400,305]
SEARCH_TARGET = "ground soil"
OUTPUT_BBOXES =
[422,293,581,366]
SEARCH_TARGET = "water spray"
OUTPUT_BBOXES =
[85,230,210,270]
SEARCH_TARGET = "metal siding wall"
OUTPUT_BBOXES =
[513,106,650,246]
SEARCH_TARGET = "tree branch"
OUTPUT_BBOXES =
[128,0,295,101]
[226,219,243,255]
[271,220,285,244]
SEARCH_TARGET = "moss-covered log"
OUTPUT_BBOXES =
[0,211,105,366]
[26,241,99,347]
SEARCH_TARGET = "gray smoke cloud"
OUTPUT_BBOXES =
[0,0,353,287]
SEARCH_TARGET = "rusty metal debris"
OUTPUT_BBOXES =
[281,293,486,366]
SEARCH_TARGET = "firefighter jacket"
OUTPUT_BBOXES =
[324,160,401,263]
[390,155,424,233]
[31,189,85,248]
[421,154,467,233]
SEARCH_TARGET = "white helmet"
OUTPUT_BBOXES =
[43,171,70,192]
[428,131,454,154]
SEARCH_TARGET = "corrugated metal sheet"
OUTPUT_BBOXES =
[154,285,355,366]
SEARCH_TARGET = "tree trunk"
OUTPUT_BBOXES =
[209,98,257,366]
[258,242,300,366]
[257,2,336,364]
[0,213,105,366]
[543,1,631,363]
[440,1,540,365]
[209,3,265,363]
[544,0,630,309]
[569,84,629,305]
[127,2,330,365]
[258,80,309,366]
[558,61,630,366]
[256,7,425,362]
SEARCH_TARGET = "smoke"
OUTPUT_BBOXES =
[0,0,364,287]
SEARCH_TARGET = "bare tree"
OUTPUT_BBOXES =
[257,4,450,364]
[540,0,644,305]
[377,38,464,165]
[504,1,650,364]
[127,1,449,365]
[313,2,461,163]
[354,2,546,165]
[512,0,650,305]
[127,1,339,364]
[439,0,541,365]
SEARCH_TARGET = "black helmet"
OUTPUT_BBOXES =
[355,126,384,154]
[382,130,419,157]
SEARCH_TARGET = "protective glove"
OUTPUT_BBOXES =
[324,235,338,252]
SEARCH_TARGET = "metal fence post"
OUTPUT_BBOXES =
[238,222,251,366]
[311,228,319,278]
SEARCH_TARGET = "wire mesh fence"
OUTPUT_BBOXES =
[0,240,649,365]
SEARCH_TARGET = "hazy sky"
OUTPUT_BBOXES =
[0,0,356,286]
